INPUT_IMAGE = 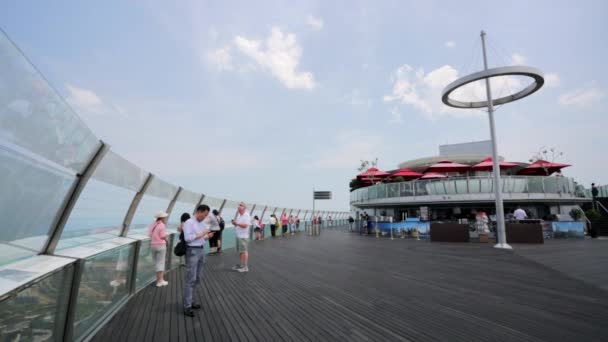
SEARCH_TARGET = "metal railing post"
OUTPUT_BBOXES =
[120,173,154,237]
[165,187,182,223]
[62,258,86,342]
[193,194,205,214]
[42,141,110,254]
[218,199,227,214]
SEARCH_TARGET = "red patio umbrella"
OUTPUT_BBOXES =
[471,157,519,171]
[425,161,470,173]
[356,167,390,179]
[517,160,571,176]
[390,168,423,180]
[420,172,448,179]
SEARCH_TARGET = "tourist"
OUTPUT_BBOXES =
[281,212,289,237]
[177,212,191,265]
[296,216,301,232]
[592,183,599,210]
[289,214,296,235]
[232,202,251,272]
[148,211,169,287]
[207,209,222,254]
[214,210,226,253]
[253,215,262,240]
[269,214,278,237]
[513,206,528,221]
[476,211,489,233]
[182,204,214,317]
[348,216,355,231]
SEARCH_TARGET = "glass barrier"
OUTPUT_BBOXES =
[134,238,156,291]
[0,146,74,263]
[128,177,177,236]
[351,176,581,204]
[58,179,135,249]
[72,244,135,341]
[168,189,201,225]
[0,31,100,173]
[0,265,74,342]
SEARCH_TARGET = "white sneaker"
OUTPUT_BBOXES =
[232,264,242,271]
[237,266,249,273]
[161,280,169,287]
[156,282,164,287]
[110,280,120,287]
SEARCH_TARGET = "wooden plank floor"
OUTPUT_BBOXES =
[92,227,608,342]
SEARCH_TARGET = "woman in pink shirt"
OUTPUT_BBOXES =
[149,211,169,287]
[281,213,289,236]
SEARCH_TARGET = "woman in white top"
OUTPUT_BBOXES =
[253,216,262,240]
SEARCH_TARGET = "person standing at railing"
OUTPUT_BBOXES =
[296,216,301,232]
[289,215,296,235]
[269,214,278,237]
[148,211,169,288]
[207,209,222,253]
[348,216,355,231]
[182,204,214,317]
[232,202,251,272]
[592,183,599,210]
[214,210,226,253]
[177,213,191,266]
[253,215,262,240]
[281,212,289,237]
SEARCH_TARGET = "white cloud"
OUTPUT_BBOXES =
[306,15,324,31]
[383,64,522,120]
[511,53,527,65]
[343,89,372,108]
[445,41,456,48]
[389,107,402,124]
[558,86,606,107]
[66,84,103,113]
[207,46,233,71]
[234,27,316,90]
[544,73,560,88]
[310,130,383,169]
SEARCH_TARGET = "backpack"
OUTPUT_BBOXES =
[173,231,187,257]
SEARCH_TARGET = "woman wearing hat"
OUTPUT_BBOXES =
[149,211,169,287]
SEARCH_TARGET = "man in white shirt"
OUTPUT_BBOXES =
[182,204,213,317]
[231,202,251,272]
[513,207,528,221]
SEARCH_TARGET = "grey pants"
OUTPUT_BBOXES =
[183,247,205,309]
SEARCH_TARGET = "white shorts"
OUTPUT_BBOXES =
[151,245,167,272]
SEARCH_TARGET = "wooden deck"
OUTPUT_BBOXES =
[92,227,608,342]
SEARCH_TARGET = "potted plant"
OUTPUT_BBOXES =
[569,208,583,221]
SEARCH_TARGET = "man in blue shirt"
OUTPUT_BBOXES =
[182,204,214,317]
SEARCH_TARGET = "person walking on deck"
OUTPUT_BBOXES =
[182,205,214,317]
[232,202,251,272]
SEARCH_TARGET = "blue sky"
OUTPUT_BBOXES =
[2,0,607,211]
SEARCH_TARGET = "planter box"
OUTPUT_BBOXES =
[505,223,544,243]
[430,223,470,242]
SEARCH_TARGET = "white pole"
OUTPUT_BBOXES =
[481,30,512,250]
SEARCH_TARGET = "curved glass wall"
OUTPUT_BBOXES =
[351,176,582,204]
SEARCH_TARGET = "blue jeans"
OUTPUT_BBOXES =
[183,247,205,309]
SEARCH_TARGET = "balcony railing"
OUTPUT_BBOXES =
[350,176,584,204]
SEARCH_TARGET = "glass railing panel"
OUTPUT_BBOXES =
[0,30,100,173]
[57,179,135,249]
[528,177,544,193]
[128,177,176,236]
[0,263,74,342]
[0,146,74,262]
[455,179,468,194]
[134,238,156,291]
[92,151,147,192]
[201,196,224,211]
[169,189,201,224]
[146,177,178,201]
[480,178,493,193]
[544,177,558,193]
[387,183,399,198]
[445,180,457,194]
[415,180,429,196]
[400,182,414,196]
[72,244,135,341]
[469,178,481,193]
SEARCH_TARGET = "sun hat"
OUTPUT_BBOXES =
[154,211,169,219]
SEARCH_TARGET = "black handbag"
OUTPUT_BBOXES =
[174,232,187,257]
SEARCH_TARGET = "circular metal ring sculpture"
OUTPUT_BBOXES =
[441,66,544,108]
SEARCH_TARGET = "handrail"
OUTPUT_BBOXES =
[596,201,608,215]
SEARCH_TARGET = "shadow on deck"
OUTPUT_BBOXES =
[92,227,608,342]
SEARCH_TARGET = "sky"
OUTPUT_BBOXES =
[2,0,607,211]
